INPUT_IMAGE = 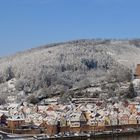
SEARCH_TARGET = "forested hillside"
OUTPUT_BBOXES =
[0,39,140,104]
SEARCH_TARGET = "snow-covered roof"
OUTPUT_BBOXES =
[69,112,82,122]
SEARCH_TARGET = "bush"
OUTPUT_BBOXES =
[26,95,39,105]
[5,66,15,81]
[0,94,6,105]
[127,83,137,98]
[107,65,132,82]
[59,92,70,104]
[15,79,25,91]
[81,59,98,69]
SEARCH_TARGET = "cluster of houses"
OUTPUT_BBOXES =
[1,97,140,135]
[0,64,140,136]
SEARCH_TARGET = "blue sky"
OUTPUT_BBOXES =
[0,0,140,56]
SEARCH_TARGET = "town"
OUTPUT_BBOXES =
[0,65,140,139]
